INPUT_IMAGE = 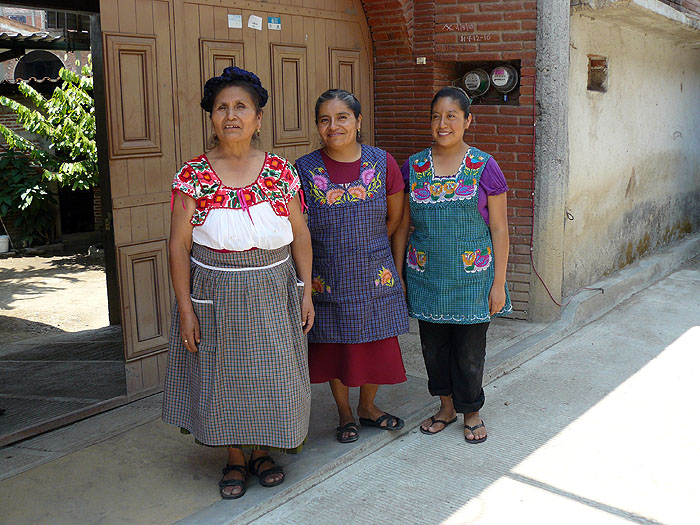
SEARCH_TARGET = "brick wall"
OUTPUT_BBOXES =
[362,0,537,319]
[658,0,700,17]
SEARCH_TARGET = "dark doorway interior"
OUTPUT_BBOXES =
[58,187,94,234]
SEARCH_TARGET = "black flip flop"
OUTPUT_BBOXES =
[219,464,247,499]
[464,421,487,444]
[248,455,285,487]
[359,413,405,431]
[336,421,359,443]
[419,415,458,435]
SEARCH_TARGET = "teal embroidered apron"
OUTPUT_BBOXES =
[406,146,512,324]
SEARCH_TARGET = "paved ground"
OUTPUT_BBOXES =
[0,239,122,443]
[252,259,700,525]
[0,236,698,524]
[0,248,109,342]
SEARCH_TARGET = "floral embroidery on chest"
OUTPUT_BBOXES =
[410,149,486,204]
[187,154,294,224]
[307,160,382,206]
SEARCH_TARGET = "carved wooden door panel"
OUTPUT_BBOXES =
[100,0,179,395]
[175,0,374,165]
[100,0,373,396]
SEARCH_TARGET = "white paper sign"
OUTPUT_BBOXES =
[248,15,263,30]
[268,16,281,30]
[227,14,242,29]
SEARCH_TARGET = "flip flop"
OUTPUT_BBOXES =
[336,421,359,443]
[464,421,487,444]
[359,413,405,431]
[219,464,247,499]
[419,415,458,435]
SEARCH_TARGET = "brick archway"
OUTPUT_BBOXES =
[360,0,414,56]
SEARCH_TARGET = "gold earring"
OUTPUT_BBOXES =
[256,129,261,138]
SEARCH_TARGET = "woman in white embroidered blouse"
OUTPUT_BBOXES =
[162,67,314,500]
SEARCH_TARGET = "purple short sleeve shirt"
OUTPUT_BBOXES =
[400,155,508,225]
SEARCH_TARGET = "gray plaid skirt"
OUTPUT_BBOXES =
[162,244,310,450]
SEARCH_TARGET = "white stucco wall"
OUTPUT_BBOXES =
[565,13,700,294]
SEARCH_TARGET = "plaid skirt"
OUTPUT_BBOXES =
[162,244,311,450]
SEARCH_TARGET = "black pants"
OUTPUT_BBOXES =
[418,320,489,413]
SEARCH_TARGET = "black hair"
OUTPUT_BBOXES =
[314,89,363,142]
[430,86,471,117]
[200,66,269,114]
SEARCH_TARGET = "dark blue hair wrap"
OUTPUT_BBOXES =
[201,66,269,113]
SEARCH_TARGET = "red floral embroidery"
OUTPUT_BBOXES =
[272,201,289,216]
[175,153,299,226]
[238,188,256,205]
[280,166,295,183]
[262,176,277,190]
[269,157,283,171]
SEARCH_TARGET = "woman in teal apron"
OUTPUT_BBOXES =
[399,87,512,443]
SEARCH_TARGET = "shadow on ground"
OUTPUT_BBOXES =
[0,325,126,441]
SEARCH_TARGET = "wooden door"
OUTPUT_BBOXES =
[102,0,373,395]
[100,0,180,394]
[175,0,374,164]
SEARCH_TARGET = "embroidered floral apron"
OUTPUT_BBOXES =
[297,145,409,344]
[406,146,512,324]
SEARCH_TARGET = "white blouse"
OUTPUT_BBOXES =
[192,203,293,251]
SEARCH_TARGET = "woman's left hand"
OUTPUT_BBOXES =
[301,293,315,334]
[488,284,506,316]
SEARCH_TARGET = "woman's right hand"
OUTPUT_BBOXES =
[179,310,201,353]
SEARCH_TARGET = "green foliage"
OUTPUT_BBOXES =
[0,58,97,190]
[0,149,55,245]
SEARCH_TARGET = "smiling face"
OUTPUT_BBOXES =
[210,85,262,145]
[430,96,472,148]
[316,98,362,153]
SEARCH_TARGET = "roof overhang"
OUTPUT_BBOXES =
[573,0,700,48]
[0,32,90,53]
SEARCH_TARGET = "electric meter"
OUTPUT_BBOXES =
[490,65,518,94]
[462,69,490,98]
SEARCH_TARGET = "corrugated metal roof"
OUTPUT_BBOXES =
[0,31,90,51]
[0,76,61,84]
[0,32,62,43]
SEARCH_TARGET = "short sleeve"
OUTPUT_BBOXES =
[479,157,509,196]
[279,159,301,203]
[400,159,411,193]
[385,153,406,195]
[172,163,197,200]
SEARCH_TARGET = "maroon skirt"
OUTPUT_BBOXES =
[308,336,407,387]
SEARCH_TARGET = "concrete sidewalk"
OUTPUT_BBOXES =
[1,233,698,524]
[253,258,700,524]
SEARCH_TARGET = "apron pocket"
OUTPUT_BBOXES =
[406,241,428,274]
[190,297,217,353]
[459,240,493,274]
